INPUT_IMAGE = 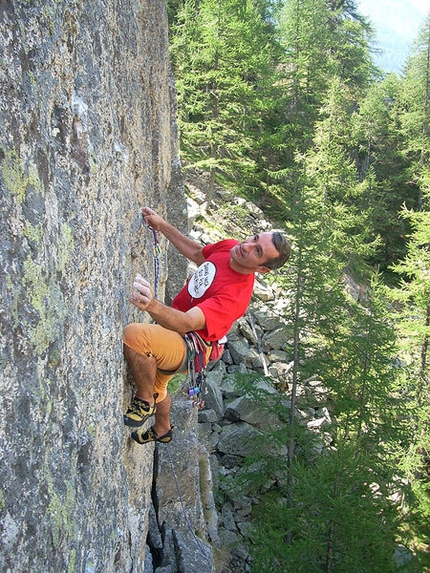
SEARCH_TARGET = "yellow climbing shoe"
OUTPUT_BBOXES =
[131,426,173,445]
[123,393,158,427]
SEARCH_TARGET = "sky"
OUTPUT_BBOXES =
[357,0,430,19]
[404,0,430,12]
[356,0,430,72]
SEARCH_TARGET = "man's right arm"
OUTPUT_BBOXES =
[131,274,206,335]
[141,206,205,265]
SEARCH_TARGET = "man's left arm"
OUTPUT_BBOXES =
[131,275,206,335]
[142,207,205,265]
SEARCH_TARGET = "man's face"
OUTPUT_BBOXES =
[230,232,279,273]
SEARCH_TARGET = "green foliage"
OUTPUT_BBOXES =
[388,176,430,567]
[169,0,283,195]
[168,0,430,566]
[250,444,401,573]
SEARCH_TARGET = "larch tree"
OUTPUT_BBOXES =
[248,78,403,571]
[169,0,282,200]
[352,75,418,275]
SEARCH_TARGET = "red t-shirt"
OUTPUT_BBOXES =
[172,239,255,341]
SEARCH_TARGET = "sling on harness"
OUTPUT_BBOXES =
[183,332,226,409]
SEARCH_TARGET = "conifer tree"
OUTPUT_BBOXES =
[399,15,430,210]
[266,0,375,215]
[351,75,417,274]
[391,24,430,547]
[389,186,430,568]
[245,80,406,571]
[251,444,400,573]
[169,0,282,198]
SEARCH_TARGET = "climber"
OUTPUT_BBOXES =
[123,206,291,444]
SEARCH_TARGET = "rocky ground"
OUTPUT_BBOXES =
[183,171,334,573]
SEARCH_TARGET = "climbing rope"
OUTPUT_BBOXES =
[165,443,211,558]
[142,214,161,299]
[150,226,161,299]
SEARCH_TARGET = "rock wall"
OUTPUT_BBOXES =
[0,2,187,571]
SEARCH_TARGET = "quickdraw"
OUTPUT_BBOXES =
[149,226,161,299]
[184,331,208,409]
[141,213,161,299]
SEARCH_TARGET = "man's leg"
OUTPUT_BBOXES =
[123,344,157,403]
[123,344,159,427]
[152,392,172,438]
[123,323,187,433]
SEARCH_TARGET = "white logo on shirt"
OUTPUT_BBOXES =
[188,261,216,299]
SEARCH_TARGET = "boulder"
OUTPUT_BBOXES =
[217,422,262,458]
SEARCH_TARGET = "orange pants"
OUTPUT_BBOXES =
[123,323,188,401]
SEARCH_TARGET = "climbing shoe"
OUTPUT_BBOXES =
[131,426,173,445]
[123,393,158,427]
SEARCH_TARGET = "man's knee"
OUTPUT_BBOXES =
[124,341,152,361]
[123,323,138,346]
[123,323,152,356]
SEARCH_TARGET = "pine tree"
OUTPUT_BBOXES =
[265,0,375,217]
[392,13,430,493]
[389,188,430,569]
[245,79,407,571]
[351,75,417,275]
[399,16,430,209]
[251,444,400,573]
[169,0,283,199]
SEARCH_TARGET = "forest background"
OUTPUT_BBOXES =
[166,1,430,571]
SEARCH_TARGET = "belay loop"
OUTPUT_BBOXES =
[184,332,208,409]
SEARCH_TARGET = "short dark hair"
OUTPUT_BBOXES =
[264,232,291,270]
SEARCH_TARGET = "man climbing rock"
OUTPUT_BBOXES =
[123,206,291,444]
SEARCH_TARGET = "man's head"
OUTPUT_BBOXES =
[263,231,291,270]
[230,231,291,274]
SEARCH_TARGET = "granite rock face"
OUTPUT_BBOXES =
[0,2,187,572]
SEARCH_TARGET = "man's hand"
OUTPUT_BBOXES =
[129,273,206,335]
[141,205,205,266]
[141,207,165,231]
[131,274,154,311]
